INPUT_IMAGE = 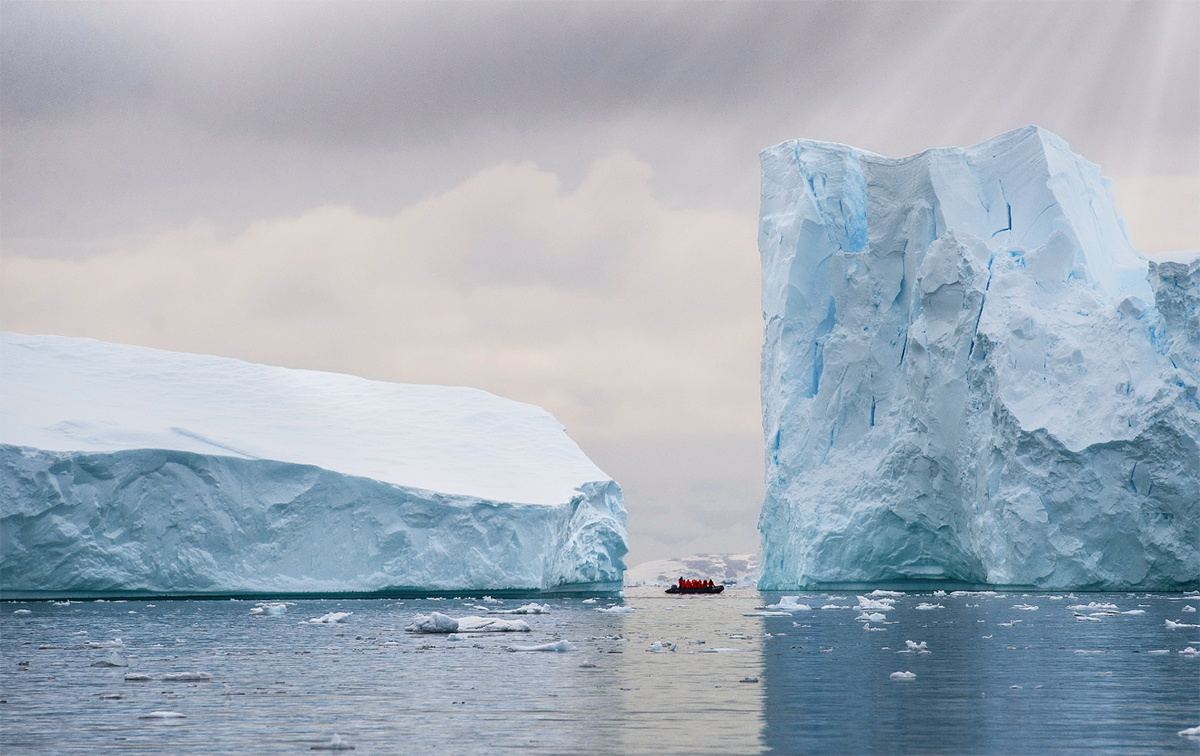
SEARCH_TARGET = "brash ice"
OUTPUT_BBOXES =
[0,333,628,596]
[758,126,1199,590]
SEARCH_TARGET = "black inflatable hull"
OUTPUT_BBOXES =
[664,585,725,594]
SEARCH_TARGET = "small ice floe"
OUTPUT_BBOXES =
[307,612,353,624]
[1074,650,1105,654]
[581,598,598,604]
[311,733,355,751]
[897,640,930,654]
[511,640,576,652]
[87,638,125,649]
[819,647,832,653]
[868,590,905,597]
[1147,650,1170,655]
[1067,602,1119,612]
[249,603,288,617]
[982,635,993,639]
[1010,685,1022,689]
[915,603,944,611]
[857,597,895,611]
[856,612,887,623]
[1183,606,1197,613]
[53,601,71,607]
[1121,610,1146,615]
[1012,604,1038,611]
[12,609,31,615]
[595,606,635,614]
[480,596,501,604]
[99,693,123,700]
[489,603,550,615]
[138,711,186,719]
[699,648,743,653]
[764,597,812,611]
[1166,620,1200,629]
[744,611,793,617]
[997,620,1023,627]
[889,671,916,680]
[1074,615,1102,622]
[1179,726,1200,738]
[92,651,129,668]
[124,673,154,681]
[820,604,850,610]
[647,641,672,653]
[579,659,597,668]
[863,625,887,632]
[933,590,947,597]
[1180,647,1199,657]
[161,672,211,681]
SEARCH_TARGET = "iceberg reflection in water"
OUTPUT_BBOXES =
[2,590,1196,754]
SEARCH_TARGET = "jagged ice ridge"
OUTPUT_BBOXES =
[758,126,1199,590]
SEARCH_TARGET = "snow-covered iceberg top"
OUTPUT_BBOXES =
[0,333,628,596]
[758,126,1199,591]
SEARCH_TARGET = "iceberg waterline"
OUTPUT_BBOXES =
[0,333,628,596]
[758,126,1199,590]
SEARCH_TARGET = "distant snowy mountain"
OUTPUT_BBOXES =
[0,333,628,596]
[625,554,759,587]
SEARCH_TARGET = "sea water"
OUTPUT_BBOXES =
[1,589,1197,754]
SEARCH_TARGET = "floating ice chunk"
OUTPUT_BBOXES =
[1067,603,1119,612]
[856,612,887,623]
[1120,610,1146,615]
[1147,650,1170,655]
[864,626,887,631]
[915,603,944,611]
[1096,671,1113,676]
[765,597,812,611]
[488,603,550,615]
[868,590,905,597]
[1179,726,1200,737]
[512,640,576,652]
[307,612,353,624]
[311,733,355,751]
[405,613,459,633]
[647,641,667,653]
[1074,615,1101,622]
[699,648,743,653]
[250,603,288,617]
[124,673,153,681]
[138,711,186,719]
[1010,685,1022,689]
[480,596,501,604]
[456,617,531,633]
[1166,620,1200,629]
[933,590,947,597]
[1181,647,1199,657]
[820,604,850,610]
[1183,606,1197,613]
[897,640,930,654]
[582,598,598,604]
[162,672,212,681]
[1013,604,1038,611]
[596,606,634,614]
[890,671,917,680]
[92,651,129,668]
[1074,650,1105,654]
[857,597,895,611]
[745,611,794,617]
[12,609,31,615]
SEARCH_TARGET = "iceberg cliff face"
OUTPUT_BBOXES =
[758,126,1199,590]
[0,333,627,596]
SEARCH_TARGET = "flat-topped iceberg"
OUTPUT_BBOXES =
[0,333,627,596]
[758,126,1199,590]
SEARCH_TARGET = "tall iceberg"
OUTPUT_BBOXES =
[0,333,627,596]
[758,126,1198,590]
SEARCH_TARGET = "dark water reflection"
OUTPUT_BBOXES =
[1,590,1196,754]
[758,590,1200,755]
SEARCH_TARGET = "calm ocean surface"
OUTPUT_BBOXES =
[2,588,1197,754]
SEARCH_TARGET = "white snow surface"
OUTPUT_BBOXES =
[0,333,627,595]
[758,126,1199,591]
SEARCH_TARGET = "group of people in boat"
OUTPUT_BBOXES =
[678,577,716,589]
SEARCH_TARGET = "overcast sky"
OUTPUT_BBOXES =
[2,0,1197,567]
